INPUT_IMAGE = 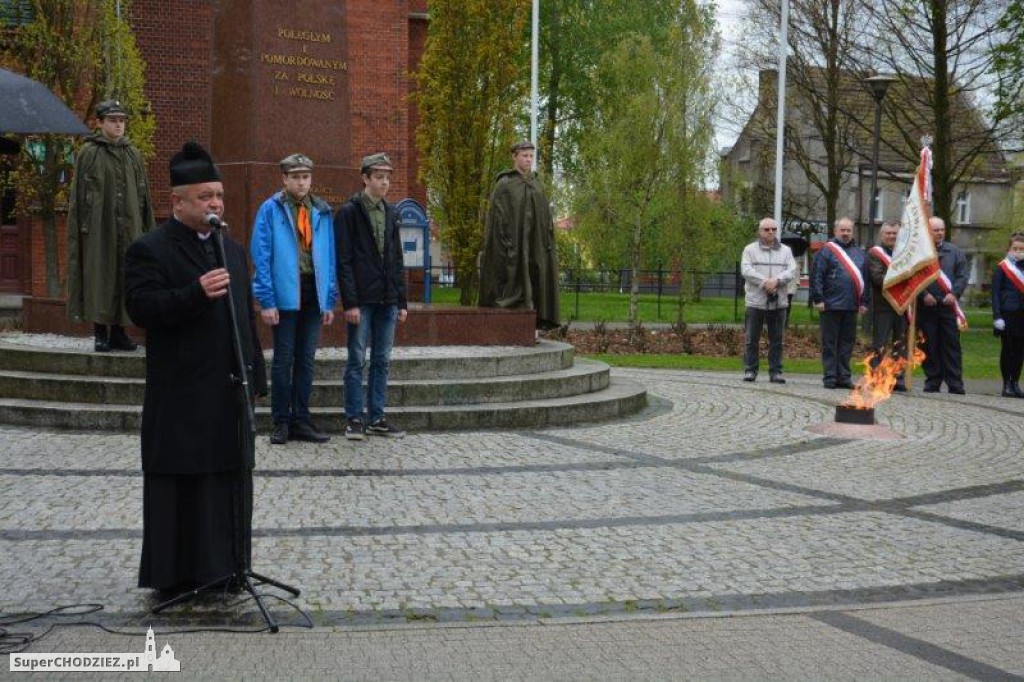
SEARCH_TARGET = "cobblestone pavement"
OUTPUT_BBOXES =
[2,369,1023,679]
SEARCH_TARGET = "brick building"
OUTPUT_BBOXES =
[4,0,429,303]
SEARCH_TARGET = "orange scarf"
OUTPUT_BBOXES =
[296,204,312,250]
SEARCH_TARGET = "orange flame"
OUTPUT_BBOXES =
[844,336,927,409]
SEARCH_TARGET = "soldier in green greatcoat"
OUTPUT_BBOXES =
[478,140,560,331]
[67,100,156,351]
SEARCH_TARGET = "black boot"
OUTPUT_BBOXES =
[94,324,110,352]
[109,325,138,351]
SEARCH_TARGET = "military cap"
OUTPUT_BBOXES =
[360,152,394,174]
[95,100,128,118]
[511,140,535,153]
[169,141,221,186]
[280,153,314,174]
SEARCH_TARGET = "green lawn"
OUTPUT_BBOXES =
[430,286,995,328]
[429,287,1002,379]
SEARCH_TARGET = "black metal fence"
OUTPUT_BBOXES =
[428,263,747,319]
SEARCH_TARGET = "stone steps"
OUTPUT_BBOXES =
[0,359,610,406]
[0,339,574,380]
[0,338,647,431]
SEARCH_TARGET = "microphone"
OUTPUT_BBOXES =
[205,213,227,229]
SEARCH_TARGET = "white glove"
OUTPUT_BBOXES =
[994,319,1006,331]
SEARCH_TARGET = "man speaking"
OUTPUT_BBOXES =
[125,141,266,595]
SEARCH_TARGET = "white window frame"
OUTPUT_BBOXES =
[955,191,971,225]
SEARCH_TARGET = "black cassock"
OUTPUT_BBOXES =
[125,219,265,591]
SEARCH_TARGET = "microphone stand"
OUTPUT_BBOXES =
[152,218,300,633]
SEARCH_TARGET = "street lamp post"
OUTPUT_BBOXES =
[864,74,898,246]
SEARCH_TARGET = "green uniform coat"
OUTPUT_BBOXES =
[478,168,560,330]
[67,130,156,324]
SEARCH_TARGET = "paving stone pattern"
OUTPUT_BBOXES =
[1,370,1023,651]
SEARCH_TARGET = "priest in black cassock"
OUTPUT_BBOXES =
[125,141,266,594]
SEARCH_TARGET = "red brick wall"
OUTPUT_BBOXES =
[24,1,429,298]
[346,0,411,200]
[131,0,215,222]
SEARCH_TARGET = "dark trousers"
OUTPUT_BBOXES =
[819,310,857,384]
[871,307,907,383]
[917,307,964,391]
[743,306,786,376]
[270,275,323,426]
[1000,334,1024,383]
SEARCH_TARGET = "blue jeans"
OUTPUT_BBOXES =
[344,304,398,422]
[271,293,323,426]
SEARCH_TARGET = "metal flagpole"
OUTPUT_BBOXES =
[530,0,539,171]
[772,0,790,225]
[906,302,916,389]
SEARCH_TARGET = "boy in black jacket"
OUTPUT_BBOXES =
[334,153,408,439]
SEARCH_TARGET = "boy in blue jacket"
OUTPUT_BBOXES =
[251,154,337,444]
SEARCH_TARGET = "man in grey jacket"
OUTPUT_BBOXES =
[740,218,798,383]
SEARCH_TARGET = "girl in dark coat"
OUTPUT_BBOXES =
[992,232,1024,398]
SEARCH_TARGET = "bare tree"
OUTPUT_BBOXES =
[859,0,1007,228]
[737,0,868,233]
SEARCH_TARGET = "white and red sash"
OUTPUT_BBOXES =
[935,271,968,330]
[868,245,891,267]
[825,241,865,304]
[999,257,1024,295]
[870,246,913,321]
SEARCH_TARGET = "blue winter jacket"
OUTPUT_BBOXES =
[810,238,870,311]
[250,192,338,313]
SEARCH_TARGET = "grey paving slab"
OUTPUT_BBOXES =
[2,367,1023,679]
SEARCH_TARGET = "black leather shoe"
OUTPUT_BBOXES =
[923,386,940,393]
[270,423,289,445]
[289,421,330,443]
[94,323,110,352]
[743,371,756,382]
[948,386,966,395]
[836,379,854,389]
[823,381,837,389]
[769,374,786,384]
[108,327,138,351]
[893,383,907,392]
[1012,382,1024,398]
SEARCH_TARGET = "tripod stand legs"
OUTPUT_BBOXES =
[151,569,300,633]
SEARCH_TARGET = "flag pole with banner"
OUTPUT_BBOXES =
[883,138,940,387]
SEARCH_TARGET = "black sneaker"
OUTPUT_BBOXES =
[366,417,405,439]
[743,371,756,382]
[270,423,289,445]
[289,421,330,443]
[769,374,786,384]
[345,417,365,441]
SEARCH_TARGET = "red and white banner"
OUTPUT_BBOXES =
[883,147,940,313]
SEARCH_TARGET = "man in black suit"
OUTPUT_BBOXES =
[125,141,266,594]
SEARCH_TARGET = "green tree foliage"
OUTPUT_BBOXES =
[414,0,530,305]
[536,0,677,179]
[573,1,719,332]
[992,0,1023,142]
[1,0,154,297]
